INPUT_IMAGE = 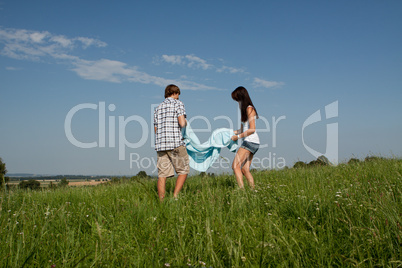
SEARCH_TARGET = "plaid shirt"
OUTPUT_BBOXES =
[154,97,186,151]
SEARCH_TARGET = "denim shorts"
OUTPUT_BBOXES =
[241,140,259,154]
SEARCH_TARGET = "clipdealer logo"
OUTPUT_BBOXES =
[302,101,338,164]
[64,101,338,171]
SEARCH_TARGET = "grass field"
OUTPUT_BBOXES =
[0,158,401,267]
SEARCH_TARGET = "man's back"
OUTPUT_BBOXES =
[154,97,186,151]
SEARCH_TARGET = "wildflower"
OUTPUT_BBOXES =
[316,208,320,211]
[268,213,272,216]
[335,195,341,197]
[241,256,246,262]
[164,263,170,267]
[298,217,301,220]
[199,261,206,266]
[86,215,89,217]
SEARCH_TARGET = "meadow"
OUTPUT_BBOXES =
[0,158,401,267]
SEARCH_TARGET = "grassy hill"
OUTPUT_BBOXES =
[1,158,401,267]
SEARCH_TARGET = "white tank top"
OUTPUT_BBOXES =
[242,106,260,144]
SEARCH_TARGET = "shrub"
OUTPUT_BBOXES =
[348,158,360,165]
[293,161,307,168]
[19,179,41,190]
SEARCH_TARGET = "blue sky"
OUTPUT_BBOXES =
[0,0,401,175]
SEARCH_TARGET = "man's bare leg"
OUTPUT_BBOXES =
[157,177,167,201]
[173,174,187,198]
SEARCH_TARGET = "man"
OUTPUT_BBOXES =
[154,84,189,201]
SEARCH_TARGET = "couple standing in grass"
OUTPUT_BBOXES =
[154,84,260,201]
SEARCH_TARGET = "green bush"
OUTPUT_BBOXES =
[19,179,41,190]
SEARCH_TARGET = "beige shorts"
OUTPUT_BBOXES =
[157,145,190,177]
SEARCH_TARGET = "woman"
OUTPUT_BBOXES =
[231,86,260,189]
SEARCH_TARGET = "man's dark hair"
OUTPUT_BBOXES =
[165,84,181,98]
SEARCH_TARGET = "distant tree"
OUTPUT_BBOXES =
[58,178,69,187]
[348,158,360,165]
[317,155,332,166]
[365,156,383,162]
[111,177,120,184]
[293,161,307,169]
[0,157,8,187]
[307,159,327,167]
[19,179,41,190]
[48,181,57,189]
[136,171,148,178]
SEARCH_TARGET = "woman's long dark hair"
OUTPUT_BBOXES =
[231,86,258,122]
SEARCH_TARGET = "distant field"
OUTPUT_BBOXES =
[1,158,401,267]
[7,178,111,188]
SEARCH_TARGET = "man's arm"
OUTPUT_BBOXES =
[178,115,186,128]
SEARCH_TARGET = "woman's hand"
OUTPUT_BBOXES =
[231,135,238,141]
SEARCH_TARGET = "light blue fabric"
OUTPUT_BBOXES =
[182,123,238,172]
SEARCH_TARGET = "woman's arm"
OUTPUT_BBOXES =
[234,124,243,135]
[232,107,256,140]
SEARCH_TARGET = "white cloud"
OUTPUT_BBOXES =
[184,54,211,70]
[161,53,245,74]
[76,37,107,49]
[0,27,107,61]
[252,77,284,89]
[162,55,183,65]
[0,27,224,91]
[30,31,49,43]
[161,54,212,70]
[71,58,220,90]
[50,35,73,48]
[5,66,21,71]
[216,65,245,74]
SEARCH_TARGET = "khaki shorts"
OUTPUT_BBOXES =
[157,145,190,177]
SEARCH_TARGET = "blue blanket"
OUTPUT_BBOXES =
[182,123,238,172]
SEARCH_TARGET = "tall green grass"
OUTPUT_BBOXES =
[1,158,401,267]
